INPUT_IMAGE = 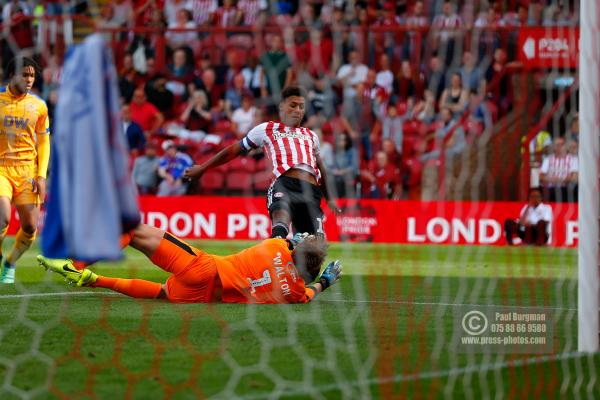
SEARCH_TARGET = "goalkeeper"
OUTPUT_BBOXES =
[37,224,342,304]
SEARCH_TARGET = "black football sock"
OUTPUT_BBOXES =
[271,223,289,239]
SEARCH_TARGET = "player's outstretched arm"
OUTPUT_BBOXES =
[183,142,244,180]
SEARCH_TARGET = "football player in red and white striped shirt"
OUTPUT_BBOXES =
[184,86,341,238]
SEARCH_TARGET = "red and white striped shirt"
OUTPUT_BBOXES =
[241,121,321,180]
[191,0,217,25]
[540,154,578,185]
[238,0,264,26]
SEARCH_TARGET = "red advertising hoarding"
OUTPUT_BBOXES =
[130,197,577,248]
[518,27,579,68]
[10,197,577,247]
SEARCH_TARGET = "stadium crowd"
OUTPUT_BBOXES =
[0,0,580,201]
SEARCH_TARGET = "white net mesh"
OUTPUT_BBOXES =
[0,1,597,399]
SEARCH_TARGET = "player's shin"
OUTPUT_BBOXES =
[6,228,35,265]
[93,276,163,299]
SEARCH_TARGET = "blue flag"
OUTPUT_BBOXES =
[42,34,140,262]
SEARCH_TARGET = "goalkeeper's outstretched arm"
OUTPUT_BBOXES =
[304,260,343,302]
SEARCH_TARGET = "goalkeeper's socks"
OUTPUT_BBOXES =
[72,231,136,271]
[270,223,289,239]
[93,276,162,299]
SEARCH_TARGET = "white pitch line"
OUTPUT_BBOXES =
[320,298,577,311]
[0,292,578,311]
[239,351,588,400]
[0,291,119,299]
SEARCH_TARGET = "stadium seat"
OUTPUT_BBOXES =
[226,171,253,195]
[253,156,268,173]
[199,171,225,194]
[228,156,253,172]
[253,170,273,195]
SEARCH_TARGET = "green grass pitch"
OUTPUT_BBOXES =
[0,239,599,399]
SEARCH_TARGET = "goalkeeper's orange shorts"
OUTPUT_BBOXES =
[150,232,219,303]
[0,163,41,205]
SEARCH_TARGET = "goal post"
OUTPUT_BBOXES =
[578,0,600,352]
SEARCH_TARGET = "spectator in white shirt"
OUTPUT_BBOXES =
[540,136,578,202]
[505,187,552,246]
[375,53,394,95]
[231,93,257,139]
[336,50,369,101]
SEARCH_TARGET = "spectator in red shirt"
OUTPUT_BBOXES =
[298,29,334,77]
[361,150,402,200]
[212,0,242,27]
[130,86,165,136]
[395,60,425,103]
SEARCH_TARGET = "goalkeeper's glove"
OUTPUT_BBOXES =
[289,232,310,248]
[318,260,342,290]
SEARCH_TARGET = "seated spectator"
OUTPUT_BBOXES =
[459,51,484,93]
[260,35,292,104]
[336,50,369,122]
[466,90,492,130]
[540,136,578,202]
[413,89,437,124]
[145,74,175,117]
[327,132,359,198]
[231,93,256,138]
[133,142,160,194]
[130,86,165,136]
[306,75,335,121]
[426,54,446,101]
[394,60,425,103]
[297,29,334,77]
[164,0,192,26]
[119,54,141,103]
[375,54,393,95]
[439,72,468,117]
[194,68,224,114]
[420,107,466,162]
[157,140,193,196]
[238,0,267,26]
[241,54,263,99]
[224,73,246,118]
[166,48,195,95]
[212,0,242,27]
[97,4,121,43]
[380,103,405,156]
[191,0,217,27]
[180,90,212,132]
[505,187,552,246]
[486,48,512,114]
[165,8,198,49]
[566,115,579,144]
[361,151,402,200]
[122,104,146,156]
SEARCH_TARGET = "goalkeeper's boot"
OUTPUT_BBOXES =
[0,258,15,284]
[37,256,97,287]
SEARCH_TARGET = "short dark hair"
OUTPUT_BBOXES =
[529,187,543,196]
[281,86,306,101]
[6,57,40,79]
[292,236,328,283]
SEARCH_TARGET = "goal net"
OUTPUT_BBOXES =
[0,1,597,399]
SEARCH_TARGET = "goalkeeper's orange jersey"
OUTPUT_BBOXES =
[0,86,49,165]
[216,238,317,304]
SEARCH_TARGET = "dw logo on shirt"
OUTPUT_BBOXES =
[4,116,29,129]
